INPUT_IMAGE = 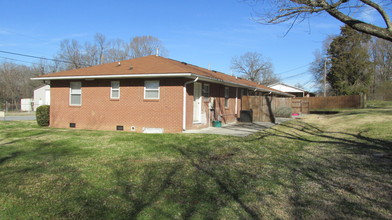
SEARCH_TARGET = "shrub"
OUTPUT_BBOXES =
[274,107,292,118]
[36,105,50,126]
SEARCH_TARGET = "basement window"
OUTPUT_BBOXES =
[111,81,120,99]
[116,125,124,131]
[70,82,82,106]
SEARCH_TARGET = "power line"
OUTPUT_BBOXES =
[0,29,44,41]
[280,71,309,80]
[0,50,89,66]
[0,56,38,64]
[277,63,310,75]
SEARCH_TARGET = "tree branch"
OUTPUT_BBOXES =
[252,0,392,42]
[360,0,392,30]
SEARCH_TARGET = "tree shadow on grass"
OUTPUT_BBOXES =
[2,121,391,219]
[105,137,263,219]
[173,145,260,219]
[246,120,392,219]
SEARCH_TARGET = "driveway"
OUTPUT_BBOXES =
[1,116,36,121]
[184,118,291,137]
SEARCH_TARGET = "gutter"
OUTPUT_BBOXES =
[31,73,193,80]
[183,77,199,131]
[32,72,292,97]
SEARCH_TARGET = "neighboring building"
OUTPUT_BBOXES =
[269,83,315,97]
[33,85,50,111]
[32,55,291,133]
[21,98,33,112]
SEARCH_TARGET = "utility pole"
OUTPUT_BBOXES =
[324,58,327,97]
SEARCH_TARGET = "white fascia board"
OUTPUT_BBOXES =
[31,73,193,81]
[31,72,292,97]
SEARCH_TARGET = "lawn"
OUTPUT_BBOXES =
[1,105,391,219]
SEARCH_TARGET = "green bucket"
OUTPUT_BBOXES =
[212,120,221,127]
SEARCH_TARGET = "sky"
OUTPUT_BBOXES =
[0,0,382,92]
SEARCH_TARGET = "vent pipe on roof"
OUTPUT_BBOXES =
[156,48,159,56]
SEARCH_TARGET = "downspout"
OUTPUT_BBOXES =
[235,87,238,116]
[183,77,199,131]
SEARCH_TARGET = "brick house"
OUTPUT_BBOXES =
[32,55,290,133]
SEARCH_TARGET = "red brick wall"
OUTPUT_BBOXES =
[50,78,186,133]
[186,82,240,130]
[50,78,242,133]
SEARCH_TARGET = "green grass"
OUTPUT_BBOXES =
[2,111,36,116]
[1,106,392,219]
[367,100,392,109]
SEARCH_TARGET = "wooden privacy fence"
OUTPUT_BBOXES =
[241,95,362,123]
[241,96,275,123]
[273,98,309,114]
[241,96,310,122]
[294,95,363,110]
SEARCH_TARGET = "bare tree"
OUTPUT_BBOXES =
[129,36,168,58]
[369,37,392,99]
[56,34,168,70]
[0,62,42,107]
[57,39,86,70]
[84,42,100,66]
[105,39,130,62]
[33,59,62,74]
[309,35,334,94]
[231,52,279,84]
[248,0,392,41]
[94,33,107,64]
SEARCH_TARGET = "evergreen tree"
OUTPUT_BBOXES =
[327,25,372,95]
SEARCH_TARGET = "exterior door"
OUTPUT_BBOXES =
[193,83,202,123]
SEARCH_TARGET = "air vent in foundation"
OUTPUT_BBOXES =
[116,125,124,131]
[70,123,76,128]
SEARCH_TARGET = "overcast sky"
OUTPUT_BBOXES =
[0,0,383,91]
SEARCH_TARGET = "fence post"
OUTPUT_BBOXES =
[360,93,367,108]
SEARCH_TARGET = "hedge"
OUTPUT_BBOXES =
[36,105,50,126]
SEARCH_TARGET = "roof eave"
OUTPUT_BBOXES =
[31,72,293,97]
[31,73,194,81]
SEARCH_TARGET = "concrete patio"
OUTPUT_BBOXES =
[183,118,292,137]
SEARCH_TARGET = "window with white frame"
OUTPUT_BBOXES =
[144,80,160,99]
[202,84,210,100]
[224,87,229,108]
[70,82,82,106]
[111,81,120,99]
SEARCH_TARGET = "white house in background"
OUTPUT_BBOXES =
[21,98,33,111]
[33,85,50,111]
[269,83,315,97]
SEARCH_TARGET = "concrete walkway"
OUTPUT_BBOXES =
[183,118,291,137]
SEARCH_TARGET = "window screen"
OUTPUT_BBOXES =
[144,80,160,99]
[111,81,120,99]
[70,82,82,106]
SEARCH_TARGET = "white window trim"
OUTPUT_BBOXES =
[225,87,229,108]
[70,81,82,106]
[110,81,120,99]
[144,80,160,99]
